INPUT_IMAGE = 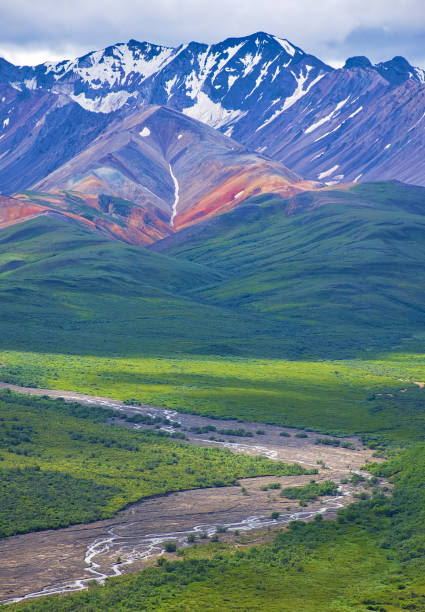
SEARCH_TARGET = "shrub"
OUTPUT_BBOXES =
[315,437,340,447]
[281,480,339,504]
[260,482,281,491]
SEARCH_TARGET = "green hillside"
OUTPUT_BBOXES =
[159,181,425,357]
[3,182,425,610]
[0,215,289,358]
[2,183,425,361]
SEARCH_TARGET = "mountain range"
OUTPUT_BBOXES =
[2,32,425,186]
[0,32,424,246]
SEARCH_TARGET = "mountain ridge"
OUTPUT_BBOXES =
[1,32,424,188]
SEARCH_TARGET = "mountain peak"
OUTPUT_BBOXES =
[375,55,422,84]
[243,32,302,55]
[385,55,413,70]
[343,54,424,85]
[126,38,172,49]
[343,56,373,70]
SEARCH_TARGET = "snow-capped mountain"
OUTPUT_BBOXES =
[1,32,425,188]
[1,33,332,142]
[0,83,111,194]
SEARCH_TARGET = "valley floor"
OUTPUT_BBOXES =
[0,384,373,604]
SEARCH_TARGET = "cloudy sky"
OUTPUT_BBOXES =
[1,0,425,68]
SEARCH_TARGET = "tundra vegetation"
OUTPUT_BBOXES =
[2,185,425,609]
[0,390,308,538]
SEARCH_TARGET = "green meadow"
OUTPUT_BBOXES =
[1,350,424,443]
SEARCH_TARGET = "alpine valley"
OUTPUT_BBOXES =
[1,30,425,612]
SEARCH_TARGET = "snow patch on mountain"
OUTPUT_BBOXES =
[305,97,350,134]
[182,42,244,105]
[165,75,178,98]
[227,74,238,89]
[414,67,425,83]
[169,163,179,227]
[347,106,363,119]
[314,122,343,142]
[182,92,246,129]
[78,43,176,89]
[246,61,274,98]
[240,51,263,77]
[257,69,325,132]
[318,165,339,179]
[71,90,133,112]
[24,78,37,90]
[273,37,297,56]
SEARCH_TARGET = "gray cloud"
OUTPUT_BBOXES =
[1,0,425,67]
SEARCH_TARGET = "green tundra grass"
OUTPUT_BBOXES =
[1,350,424,443]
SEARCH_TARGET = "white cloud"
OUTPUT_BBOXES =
[0,45,78,66]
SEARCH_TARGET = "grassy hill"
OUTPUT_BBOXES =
[157,181,425,357]
[0,214,291,358]
[2,183,425,360]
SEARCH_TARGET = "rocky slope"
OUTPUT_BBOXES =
[0,97,310,244]
[248,60,425,185]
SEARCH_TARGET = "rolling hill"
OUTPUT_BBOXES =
[0,181,424,360]
[153,181,425,356]
[0,213,297,358]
